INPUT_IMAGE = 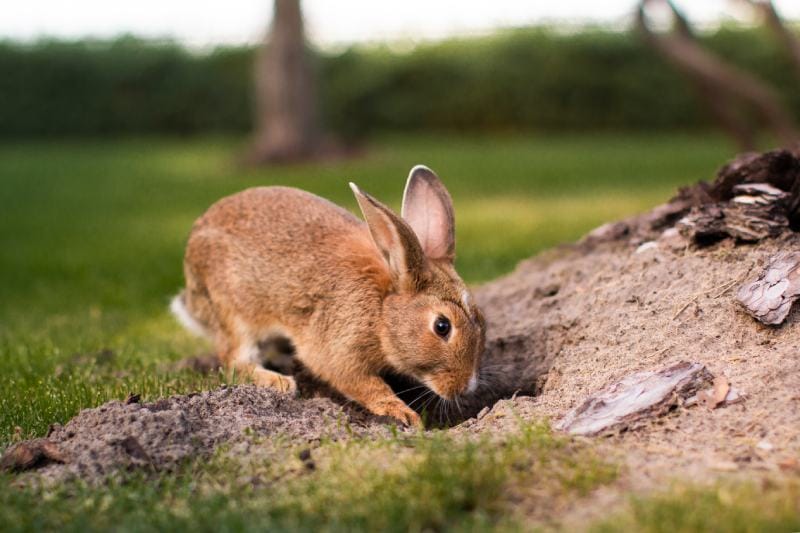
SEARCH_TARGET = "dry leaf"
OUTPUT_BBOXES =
[778,457,799,473]
[697,376,730,409]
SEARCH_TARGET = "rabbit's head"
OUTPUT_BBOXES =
[351,166,485,400]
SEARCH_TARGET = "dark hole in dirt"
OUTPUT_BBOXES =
[258,336,296,375]
[693,232,727,247]
[381,370,424,406]
[380,370,463,427]
[257,335,510,428]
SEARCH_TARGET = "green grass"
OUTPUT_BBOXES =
[0,132,747,530]
[0,421,616,532]
[594,481,800,533]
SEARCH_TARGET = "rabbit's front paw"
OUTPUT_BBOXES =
[252,369,297,395]
[382,403,422,428]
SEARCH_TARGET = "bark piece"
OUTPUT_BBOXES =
[125,393,141,405]
[677,177,792,245]
[732,182,787,202]
[580,200,693,247]
[710,150,800,202]
[0,439,68,472]
[737,251,800,325]
[555,361,713,436]
[582,151,800,248]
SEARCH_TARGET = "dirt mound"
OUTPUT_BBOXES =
[469,149,800,410]
[5,385,389,484]
[464,150,800,493]
[475,232,799,459]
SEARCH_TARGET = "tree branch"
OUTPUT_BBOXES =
[742,0,800,80]
[637,0,799,151]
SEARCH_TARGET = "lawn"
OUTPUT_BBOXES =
[7,131,787,531]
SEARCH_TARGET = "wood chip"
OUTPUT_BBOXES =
[732,182,789,198]
[737,251,800,325]
[0,439,68,472]
[678,200,788,244]
[125,393,141,405]
[555,361,713,436]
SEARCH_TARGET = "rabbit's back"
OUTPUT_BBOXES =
[194,186,361,246]
[184,186,380,332]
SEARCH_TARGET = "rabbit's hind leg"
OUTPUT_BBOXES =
[218,327,297,394]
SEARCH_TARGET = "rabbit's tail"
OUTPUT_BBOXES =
[170,290,211,339]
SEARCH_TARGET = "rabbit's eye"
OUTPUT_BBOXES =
[433,316,451,338]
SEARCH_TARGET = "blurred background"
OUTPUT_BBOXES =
[2,0,800,438]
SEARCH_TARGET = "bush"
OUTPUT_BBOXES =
[0,27,798,138]
[0,37,252,137]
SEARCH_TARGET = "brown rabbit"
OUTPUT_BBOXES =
[171,166,485,426]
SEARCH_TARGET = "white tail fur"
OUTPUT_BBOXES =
[170,293,209,338]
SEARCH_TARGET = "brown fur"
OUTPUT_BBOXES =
[175,166,485,426]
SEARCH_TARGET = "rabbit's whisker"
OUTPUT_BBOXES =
[407,389,434,411]
[393,384,428,397]
[421,393,437,419]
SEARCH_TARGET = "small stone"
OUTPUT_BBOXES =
[635,241,658,254]
[709,459,739,472]
[756,440,774,452]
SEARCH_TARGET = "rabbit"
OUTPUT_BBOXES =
[171,165,485,426]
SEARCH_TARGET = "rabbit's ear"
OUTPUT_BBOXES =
[401,165,455,262]
[350,182,426,291]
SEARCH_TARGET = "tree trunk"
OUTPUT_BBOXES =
[637,0,799,151]
[248,0,320,164]
[744,0,800,81]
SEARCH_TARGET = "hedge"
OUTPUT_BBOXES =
[0,27,798,138]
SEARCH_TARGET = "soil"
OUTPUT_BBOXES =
[4,150,800,523]
[472,233,800,481]
[17,386,390,484]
